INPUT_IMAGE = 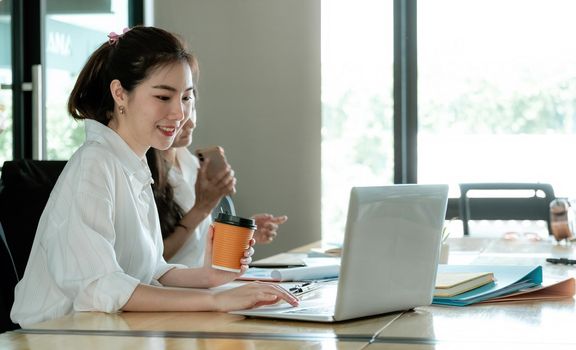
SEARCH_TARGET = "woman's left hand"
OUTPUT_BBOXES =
[252,214,288,244]
[202,225,255,287]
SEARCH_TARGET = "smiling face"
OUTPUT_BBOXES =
[109,60,195,158]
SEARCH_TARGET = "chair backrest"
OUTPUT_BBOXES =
[0,222,20,332]
[0,160,67,278]
[211,195,236,220]
[459,183,556,236]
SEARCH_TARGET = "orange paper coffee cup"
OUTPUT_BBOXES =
[212,213,256,272]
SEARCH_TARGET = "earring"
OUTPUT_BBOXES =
[119,106,125,115]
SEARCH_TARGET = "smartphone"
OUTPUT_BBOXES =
[195,146,229,179]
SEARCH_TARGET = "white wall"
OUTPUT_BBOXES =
[154,0,321,258]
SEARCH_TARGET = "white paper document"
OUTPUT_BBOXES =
[238,263,340,282]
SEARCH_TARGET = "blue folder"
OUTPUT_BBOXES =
[432,265,543,306]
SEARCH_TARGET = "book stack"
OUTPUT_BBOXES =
[432,265,575,306]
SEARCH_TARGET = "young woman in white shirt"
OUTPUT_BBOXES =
[147,118,289,267]
[10,26,298,326]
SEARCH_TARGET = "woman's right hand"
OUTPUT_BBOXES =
[213,282,299,312]
[193,157,236,216]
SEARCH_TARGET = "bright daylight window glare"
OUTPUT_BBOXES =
[322,0,576,242]
[0,0,12,165]
[418,0,576,236]
[321,0,394,244]
[46,0,128,159]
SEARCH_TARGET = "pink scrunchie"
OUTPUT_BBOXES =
[107,27,131,45]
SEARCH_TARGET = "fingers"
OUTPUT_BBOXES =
[239,264,249,274]
[261,222,279,232]
[243,245,255,258]
[195,166,236,210]
[203,226,215,267]
[215,168,236,195]
[252,214,288,224]
[216,282,299,311]
[254,229,277,244]
[252,214,287,244]
[239,244,254,269]
[214,166,235,184]
[253,282,299,307]
[254,221,280,244]
[271,215,288,224]
[252,213,273,221]
[240,256,252,268]
[206,225,215,251]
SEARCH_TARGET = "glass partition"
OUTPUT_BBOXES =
[0,0,13,165]
[45,0,128,159]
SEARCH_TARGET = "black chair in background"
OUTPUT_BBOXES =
[459,183,556,236]
[0,160,67,279]
[0,160,66,332]
[0,222,19,332]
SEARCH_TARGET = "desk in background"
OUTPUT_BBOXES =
[1,237,575,349]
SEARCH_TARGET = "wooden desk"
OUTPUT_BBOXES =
[0,331,368,350]
[4,292,401,349]
[2,237,575,349]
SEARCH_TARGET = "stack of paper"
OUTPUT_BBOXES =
[238,264,340,282]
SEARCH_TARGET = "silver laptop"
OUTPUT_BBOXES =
[232,184,449,322]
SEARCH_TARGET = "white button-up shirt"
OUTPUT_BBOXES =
[11,120,183,326]
[166,147,213,267]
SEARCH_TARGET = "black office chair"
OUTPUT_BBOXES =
[459,183,556,236]
[0,222,20,332]
[0,160,67,278]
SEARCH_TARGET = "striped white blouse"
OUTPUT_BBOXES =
[11,120,181,326]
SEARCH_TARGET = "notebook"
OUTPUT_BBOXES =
[231,184,449,322]
[434,271,495,297]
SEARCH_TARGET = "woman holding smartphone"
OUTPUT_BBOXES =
[11,26,297,326]
[147,116,288,267]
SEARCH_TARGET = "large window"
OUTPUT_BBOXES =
[419,0,576,194]
[418,0,576,235]
[321,0,394,243]
[322,0,576,241]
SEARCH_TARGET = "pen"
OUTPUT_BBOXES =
[546,258,576,265]
[288,282,325,296]
[288,279,338,297]
[289,282,314,294]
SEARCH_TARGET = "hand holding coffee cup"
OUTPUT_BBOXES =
[212,213,257,272]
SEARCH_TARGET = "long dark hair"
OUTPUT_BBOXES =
[146,149,186,239]
[68,26,198,124]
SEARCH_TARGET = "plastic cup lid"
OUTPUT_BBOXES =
[215,213,257,229]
